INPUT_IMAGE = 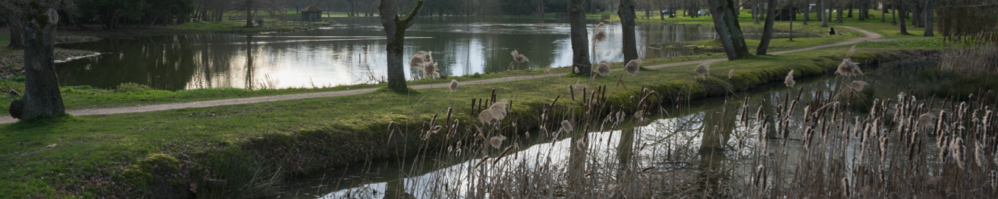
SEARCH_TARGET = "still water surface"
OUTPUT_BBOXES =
[282,61,941,198]
[56,18,811,90]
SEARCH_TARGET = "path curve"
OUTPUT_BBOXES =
[0,26,882,124]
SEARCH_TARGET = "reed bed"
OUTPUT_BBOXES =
[326,83,998,199]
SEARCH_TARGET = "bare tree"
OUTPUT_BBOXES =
[379,0,424,91]
[924,0,934,36]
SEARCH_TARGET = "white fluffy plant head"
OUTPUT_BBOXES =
[694,62,711,79]
[625,59,641,76]
[848,80,868,92]
[449,79,458,93]
[596,61,611,76]
[836,58,863,77]
[784,70,796,88]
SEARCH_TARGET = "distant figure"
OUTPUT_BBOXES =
[829,27,837,36]
[837,30,843,36]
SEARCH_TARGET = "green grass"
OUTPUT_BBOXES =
[628,9,937,39]
[0,45,913,197]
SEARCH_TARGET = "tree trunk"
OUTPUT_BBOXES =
[757,0,778,55]
[570,0,592,74]
[837,6,843,23]
[245,0,254,27]
[380,0,424,91]
[753,3,759,24]
[822,0,830,27]
[707,0,752,60]
[924,0,934,37]
[848,3,854,18]
[8,25,24,49]
[898,0,908,34]
[883,3,887,22]
[615,127,636,198]
[913,3,923,27]
[803,0,810,25]
[619,0,639,65]
[20,4,65,120]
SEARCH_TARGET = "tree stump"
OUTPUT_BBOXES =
[19,2,66,120]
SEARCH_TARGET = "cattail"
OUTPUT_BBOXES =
[561,120,574,132]
[544,65,552,74]
[848,80,868,91]
[728,69,734,79]
[511,50,529,63]
[975,141,985,168]
[990,170,998,190]
[596,61,611,76]
[952,138,965,169]
[836,58,863,76]
[478,109,495,123]
[410,51,427,68]
[842,177,850,197]
[449,79,458,93]
[489,99,510,121]
[576,139,586,151]
[784,70,796,88]
[635,110,646,121]
[573,66,580,73]
[694,62,711,78]
[918,113,936,128]
[625,59,641,76]
[489,135,506,149]
[846,44,857,58]
[593,22,607,42]
[423,62,439,78]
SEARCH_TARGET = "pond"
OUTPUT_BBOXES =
[55,17,815,90]
[279,60,949,198]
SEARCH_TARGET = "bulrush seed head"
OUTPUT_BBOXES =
[561,120,574,132]
[449,79,458,93]
[625,59,641,76]
[728,69,734,79]
[489,135,506,149]
[784,70,796,87]
[848,80,868,91]
[694,62,711,78]
[597,61,611,76]
[836,58,863,77]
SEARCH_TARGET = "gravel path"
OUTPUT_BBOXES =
[0,26,882,124]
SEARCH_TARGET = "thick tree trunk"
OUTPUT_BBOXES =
[757,0,778,55]
[924,0,934,37]
[20,4,65,120]
[848,3,854,18]
[883,3,887,22]
[619,0,639,65]
[570,0,592,74]
[707,0,752,60]
[380,0,424,91]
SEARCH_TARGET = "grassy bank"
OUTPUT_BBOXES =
[0,45,932,197]
[628,9,936,39]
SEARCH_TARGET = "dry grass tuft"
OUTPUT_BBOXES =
[544,65,552,75]
[423,61,439,79]
[784,70,795,87]
[940,47,998,74]
[596,61,611,76]
[625,59,641,76]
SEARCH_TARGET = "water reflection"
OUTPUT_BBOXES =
[280,61,943,198]
[56,18,815,90]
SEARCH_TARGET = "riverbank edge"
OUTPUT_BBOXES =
[116,49,936,198]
